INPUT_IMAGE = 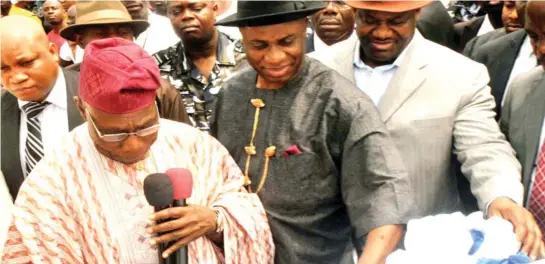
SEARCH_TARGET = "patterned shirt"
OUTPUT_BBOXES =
[3,119,274,263]
[153,32,246,132]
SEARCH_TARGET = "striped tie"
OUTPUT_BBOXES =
[22,101,50,176]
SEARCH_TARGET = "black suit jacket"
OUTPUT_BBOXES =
[474,29,528,119]
[417,1,458,51]
[454,16,486,52]
[1,69,84,199]
[463,28,507,59]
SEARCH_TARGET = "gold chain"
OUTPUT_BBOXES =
[243,98,276,194]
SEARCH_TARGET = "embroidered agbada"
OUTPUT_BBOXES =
[2,119,274,264]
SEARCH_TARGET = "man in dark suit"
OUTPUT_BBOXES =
[0,16,84,200]
[455,1,504,52]
[464,0,524,58]
[416,0,458,50]
[306,0,354,53]
[500,0,545,245]
[472,0,534,119]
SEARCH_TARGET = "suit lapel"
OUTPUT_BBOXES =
[1,93,23,199]
[62,69,84,130]
[522,74,545,198]
[492,31,527,115]
[336,36,358,84]
[378,34,428,123]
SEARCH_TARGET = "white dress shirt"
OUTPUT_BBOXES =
[353,39,412,105]
[18,68,69,176]
[525,116,545,206]
[313,31,357,53]
[136,11,180,55]
[502,36,538,106]
[59,41,84,64]
[477,14,495,37]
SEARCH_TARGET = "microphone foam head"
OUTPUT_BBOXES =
[143,173,174,207]
[165,168,193,200]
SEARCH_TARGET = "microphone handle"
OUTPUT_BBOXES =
[154,206,171,264]
[171,199,188,264]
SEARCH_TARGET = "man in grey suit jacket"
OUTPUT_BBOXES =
[500,67,544,239]
[313,0,543,257]
[500,0,545,245]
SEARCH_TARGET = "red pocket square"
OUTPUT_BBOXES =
[283,145,302,158]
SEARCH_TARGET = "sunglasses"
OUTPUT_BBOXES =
[85,107,160,143]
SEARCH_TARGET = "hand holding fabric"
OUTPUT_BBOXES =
[148,205,218,259]
[488,197,544,260]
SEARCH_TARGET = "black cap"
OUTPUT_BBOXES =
[215,1,326,27]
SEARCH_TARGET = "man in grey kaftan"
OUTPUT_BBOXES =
[211,57,412,263]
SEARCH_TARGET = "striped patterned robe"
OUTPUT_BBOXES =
[2,119,274,263]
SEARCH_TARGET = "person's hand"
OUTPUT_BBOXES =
[488,197,544,260]
[147,205,217,259]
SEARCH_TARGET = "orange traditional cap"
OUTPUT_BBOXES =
[345,1,432,12]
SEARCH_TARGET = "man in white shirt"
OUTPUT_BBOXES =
[308,0,356,53]
[122,0,179,55]
[500,0,545,245]
[314,0,543,259]
[0,16,83,200]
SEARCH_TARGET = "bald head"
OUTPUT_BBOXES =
[0,16,48,46]
[67,4,76,25]
[1,16,60,102]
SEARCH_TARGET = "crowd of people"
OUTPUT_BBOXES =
[1,0,545,263]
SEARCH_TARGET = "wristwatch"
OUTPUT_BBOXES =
[213,207,224,233]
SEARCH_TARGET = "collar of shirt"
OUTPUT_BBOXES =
[521,35,535,60]
[18,68,67,111]
[477,14,495,36]
[181,32,235,78]
[353,37,412,72]
[313,31,357,53]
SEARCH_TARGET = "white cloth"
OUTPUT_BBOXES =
[387,212,521,264]
[503,36,538,106]
[59,41,84,64]
[18,68,69,177]
[136,11,180,55]
[477,14,495,37]
[0,171,13,254]
[313,31,357,53]
[353,38,412,105]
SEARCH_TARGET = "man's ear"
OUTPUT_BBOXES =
[73,96,87,121]
[211,1,218,14]
[48,42,59,63]
[74,33,84,49]
[415,9,422,20]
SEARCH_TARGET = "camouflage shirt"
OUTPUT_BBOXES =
[153,32,246,132]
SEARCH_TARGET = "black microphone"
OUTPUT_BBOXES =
[143,173,174,264]
[165,168,194,264]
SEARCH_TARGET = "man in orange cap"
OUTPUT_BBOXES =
[2,37,274,264]
[315,0,543,259]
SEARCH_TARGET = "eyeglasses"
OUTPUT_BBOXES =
[85,108,160,143]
